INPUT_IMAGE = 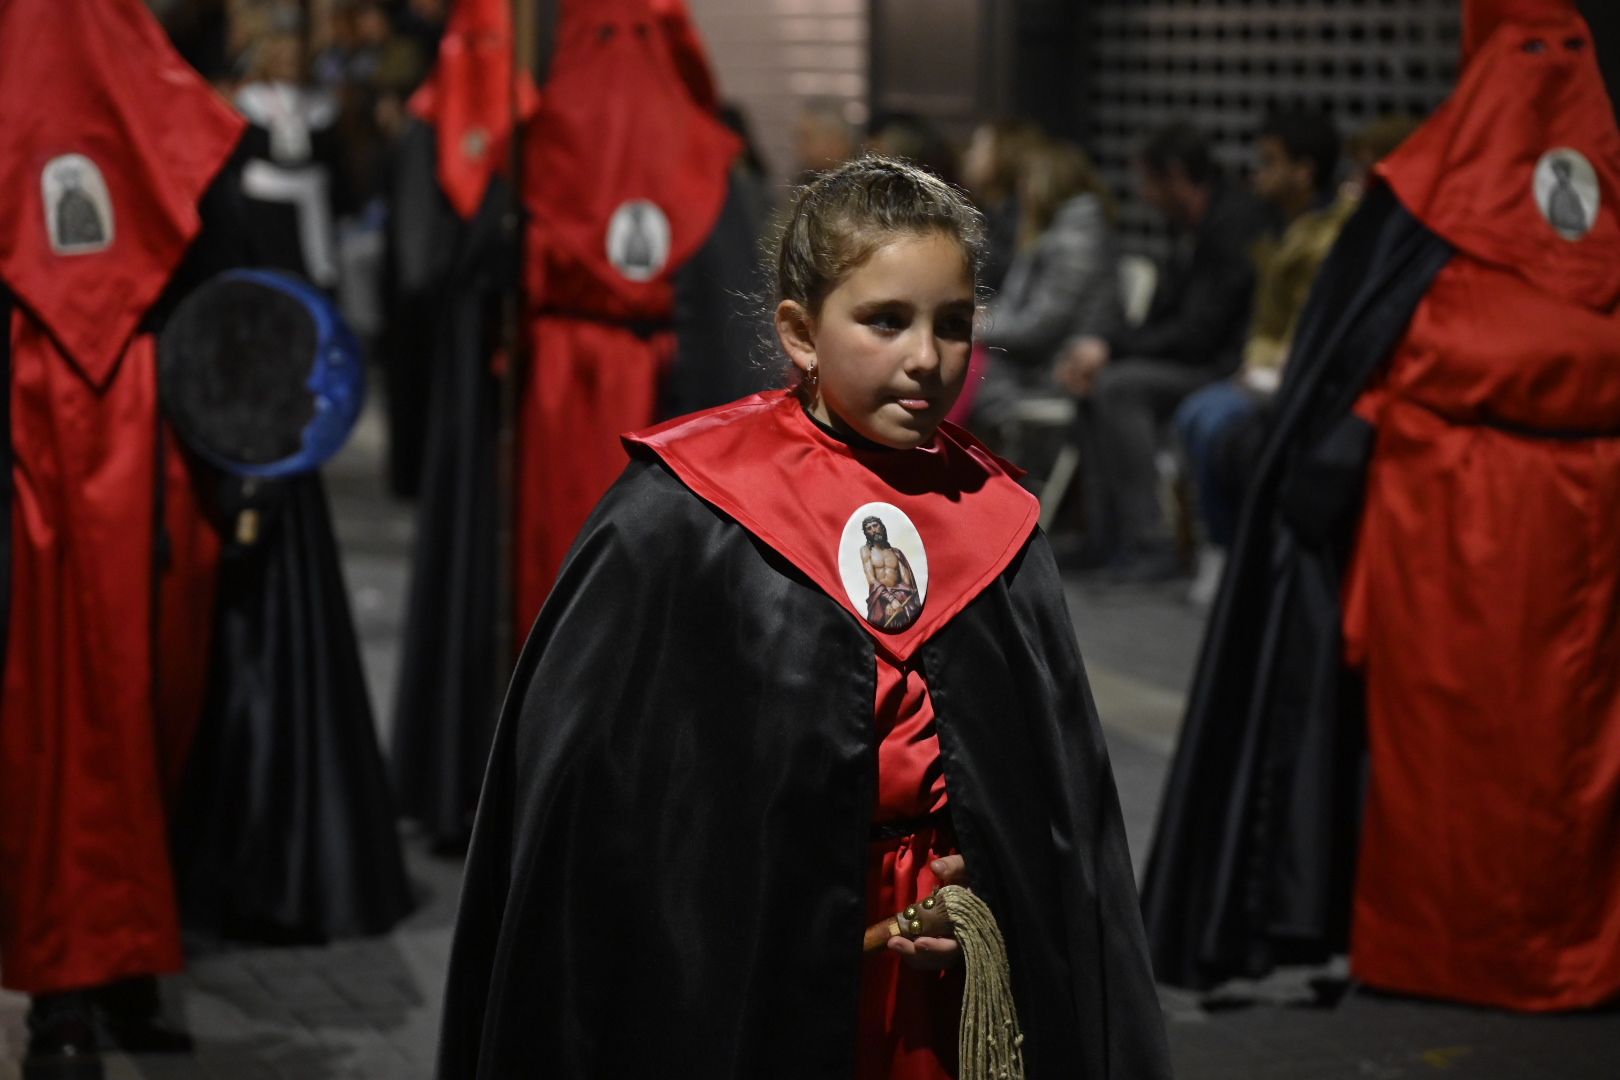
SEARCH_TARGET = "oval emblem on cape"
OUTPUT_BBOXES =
[42,153,115,256]
[1532,148,1599,241]
[605,199,671,281]
[838,502,929,633]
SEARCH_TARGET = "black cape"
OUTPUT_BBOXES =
[168,152,413,941]
[173,474,414,940]
[437,453,1171,1079]
[388,123,511,846]
[1139,185,1452,990]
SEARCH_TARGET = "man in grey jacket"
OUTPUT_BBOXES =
[1058,123,1275,580]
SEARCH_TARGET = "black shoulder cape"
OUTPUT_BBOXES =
[437,453,1171,1078]
[1139,184,1452,990]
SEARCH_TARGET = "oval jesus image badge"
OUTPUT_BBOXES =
[838,502,928,633]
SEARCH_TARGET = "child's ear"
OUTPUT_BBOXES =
[775,300,818,375]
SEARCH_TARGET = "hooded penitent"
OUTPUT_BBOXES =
[1342,0,1620,1010]
[0,0,243,992]
[389,0,543,845]
[512,0,739,632]
[407,0,542,220]
[1141,0,1620,1011]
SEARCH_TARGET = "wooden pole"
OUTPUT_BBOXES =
[494,0,536,674]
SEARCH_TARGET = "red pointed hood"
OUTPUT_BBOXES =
[410,0,543,219]
[625,392,1038,665]
[0,0,245,388]
[522,0,740,315]
[1463,0,1577,66]
[1378,7,1620,311]
[650,0,721,113]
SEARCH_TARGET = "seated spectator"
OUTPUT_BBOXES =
[969,137,1123,437]
[961,118,1042,293]
[1056,123,1275,580]
[1175,111,1418,605]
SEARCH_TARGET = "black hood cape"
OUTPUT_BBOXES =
[1139,184,1453,991]
[436,405,1172,1077]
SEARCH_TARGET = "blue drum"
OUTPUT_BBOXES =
[159,269,364,478]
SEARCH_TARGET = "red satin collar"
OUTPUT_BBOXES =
[0,0,244,388]
[409,0,542,220]
[1378,10,1620,311]
[625,392,1040,663]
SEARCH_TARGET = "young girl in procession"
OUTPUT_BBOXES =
[437,156,1170,1079]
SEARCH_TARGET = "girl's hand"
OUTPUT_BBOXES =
[886,856,970,971]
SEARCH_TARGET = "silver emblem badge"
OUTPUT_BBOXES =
[605,199,671,282]
[1533,148,1600,242]
[42,154,114,256]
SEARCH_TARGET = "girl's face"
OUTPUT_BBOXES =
[777,231,976,450]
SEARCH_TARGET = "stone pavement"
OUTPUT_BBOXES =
[2,404,1616,1078]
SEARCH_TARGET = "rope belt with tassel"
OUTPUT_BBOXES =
[862,886,1026,1080]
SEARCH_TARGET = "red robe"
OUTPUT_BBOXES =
[1341,4,1620,1010]
[514,0,738,634]
[858,656,961,1080]
[0,0,242,993]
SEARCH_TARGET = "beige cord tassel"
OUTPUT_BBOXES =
[936,884,1025,1080]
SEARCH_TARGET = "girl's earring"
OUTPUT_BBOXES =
[807,363,819,390]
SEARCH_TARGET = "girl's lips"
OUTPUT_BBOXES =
[895,397,933,412]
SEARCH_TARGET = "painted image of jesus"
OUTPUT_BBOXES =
[860,515,922,631]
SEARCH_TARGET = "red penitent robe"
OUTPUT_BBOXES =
[513,0,738,635]
[1341,5,1620,1011]
[0,0,243,993]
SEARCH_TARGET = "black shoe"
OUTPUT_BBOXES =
[24,993,103,1080]
[95,976,194,1054]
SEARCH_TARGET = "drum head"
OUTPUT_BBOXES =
[159,270,363,478]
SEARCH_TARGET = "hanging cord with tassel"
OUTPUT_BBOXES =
[863,885,1025,1079]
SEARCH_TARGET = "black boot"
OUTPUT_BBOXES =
[23,992,103,1080]
[94,976,194,1054]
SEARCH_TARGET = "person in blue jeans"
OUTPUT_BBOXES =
[1174,112,1420,606]
[1174,380,1259,549]
[1172,108,1348,603]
